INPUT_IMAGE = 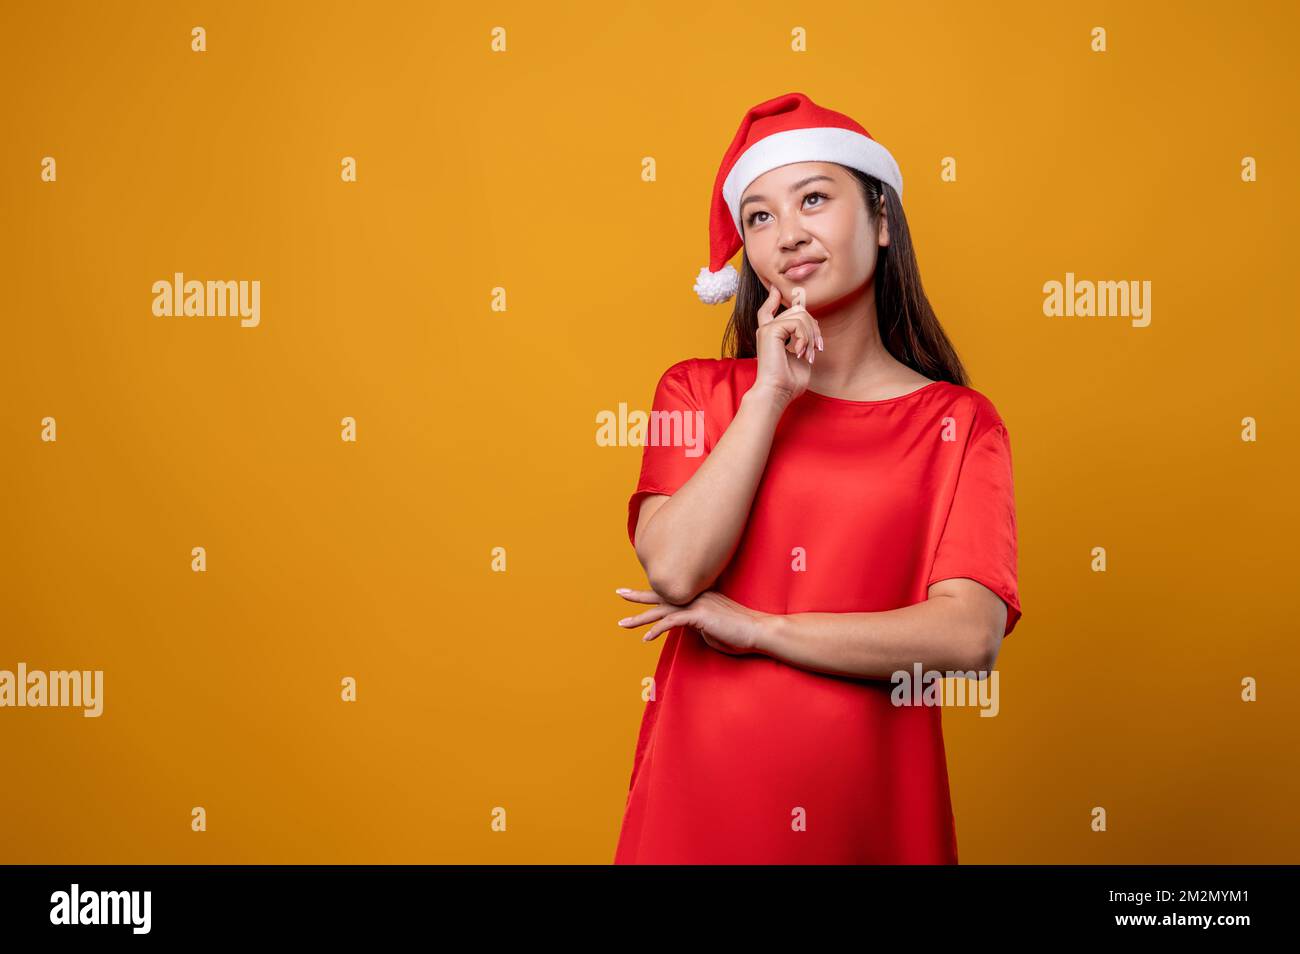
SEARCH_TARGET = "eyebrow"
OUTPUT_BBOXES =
[740,174,835,212]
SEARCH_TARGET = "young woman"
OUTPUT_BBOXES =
[612,92,1023,865]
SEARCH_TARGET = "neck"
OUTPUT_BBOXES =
[803,278,904,391]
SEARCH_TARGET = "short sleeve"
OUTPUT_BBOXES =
[626,361,710,548]
[927,421,1023,637]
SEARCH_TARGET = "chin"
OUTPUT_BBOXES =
[783,273,828,301]
[802,281,860,312]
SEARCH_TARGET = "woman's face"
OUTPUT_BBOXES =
[738,161,888,309]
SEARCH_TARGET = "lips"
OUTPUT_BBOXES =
[783,259,824,280]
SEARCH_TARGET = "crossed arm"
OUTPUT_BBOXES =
[629,385,1006,680]
[754,582,1005,678]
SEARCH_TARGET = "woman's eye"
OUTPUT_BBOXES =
[746,192,828,227]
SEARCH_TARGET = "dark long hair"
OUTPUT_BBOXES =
[719,166,969,387]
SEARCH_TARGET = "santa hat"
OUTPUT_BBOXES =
[693,91,904,304]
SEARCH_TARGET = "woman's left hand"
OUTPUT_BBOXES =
[615,587,771,656]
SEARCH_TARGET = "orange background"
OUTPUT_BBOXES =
[2,0,1296,863]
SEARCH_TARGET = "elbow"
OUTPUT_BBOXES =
[637,540,707,607]
[648,572,702,607]
[643,562,703,607]
[965,622,1002,673]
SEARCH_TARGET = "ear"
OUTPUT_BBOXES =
[877,195,890,248]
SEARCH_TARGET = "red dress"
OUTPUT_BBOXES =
[615,357,1022,864]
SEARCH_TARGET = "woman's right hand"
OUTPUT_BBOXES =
[751,281,822,406]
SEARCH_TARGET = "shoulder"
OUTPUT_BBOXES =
[931,381,1010,443]
[647,358,754,417]
[655,356,755,392]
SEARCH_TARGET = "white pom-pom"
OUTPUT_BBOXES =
[693,263,739,304]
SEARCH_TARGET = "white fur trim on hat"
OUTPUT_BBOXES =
[722,127,903,234]
[694,263,739,304]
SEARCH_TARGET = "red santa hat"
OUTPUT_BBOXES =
[693,91,904,304]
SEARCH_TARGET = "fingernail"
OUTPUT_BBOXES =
[642,633,653,642]
[615,587,630,594]
[817,336,824,351]
[617,618,632,626]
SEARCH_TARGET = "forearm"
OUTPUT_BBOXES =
[637,387,788,603]
[755,595,987,681]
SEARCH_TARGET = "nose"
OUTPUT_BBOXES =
[779,220,812,250]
